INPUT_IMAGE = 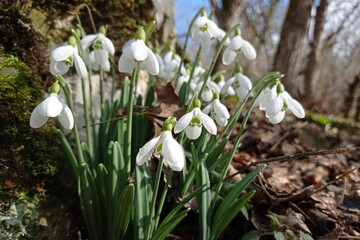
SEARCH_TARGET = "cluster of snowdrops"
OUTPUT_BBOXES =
[29,8,305,240]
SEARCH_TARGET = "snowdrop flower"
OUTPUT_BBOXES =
[202,92,230,126]
[136,117,184,171]
[193,66,206,82]
[195,79,221,102]
[191,13,219,48]
[222,29,256,65]
[81,26,115,66]
[221,72,252,101]
[50,36,88,79]
[217,75,235,96]
[254,86,277,110]
[217,28,230,46]
[118,26,159,75]
[30,81,74,130]
[89,51,111,72]
[174,98,217,140]
[161,51,187,81]
[176,74,190,92]
[265,83,305,124]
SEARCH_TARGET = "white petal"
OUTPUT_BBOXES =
[215,115,228,126]
[94,49,109,66]
[222,46,236,65]
[268,111,285,124]
[58,104,74,129]
[286,97,305,118]
[125,40,148,61]
[142,47,160,75]
[236,87,249,101]
[174,111,194,134]
[163,52,173,63]
[73,53,88,79]
[202,104,212,115]
[207,19,219,38]
[207,81,220,93]
[103,37,115,55]
[202,90,213,102]
[221,77,235,94]
[122,38,135,52]
[229,36,244,51]
[185,125,202,140]
[136,136,160,165]
[242,40,256,60]
[39,94,63,117]
[50,60,70,76]
[260,87,276,110]
[163,133,184,171]
[266,96,283,117]
[30,104,49,128]
[199,112,217,135]
[51,45,74,61]
[213,99,230,118]
[81,34,97,49]
[118,54,137,73]
[237,73,252,90]
[103,60,111,72]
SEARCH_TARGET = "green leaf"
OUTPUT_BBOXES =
[81,143,93,172]
[179,81,187,105]
[78,163,103,240]
[212,166,264,225]
[58,130,78,177]
[206,137,227,170]
[144,21,156,42]
[114,184,134,240]
[151,208,190,240]
[134,163,152,239]
[95,163,108,238]
[274,231,285,240]
[71,29,84,59]
[241,230,261,240]
[210,191,255,240]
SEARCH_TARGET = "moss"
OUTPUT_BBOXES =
[0,52,59,184]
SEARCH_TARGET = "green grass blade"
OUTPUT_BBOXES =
[114,184,134,240]
[58,130,78,177]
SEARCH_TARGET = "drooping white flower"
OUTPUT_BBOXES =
[89,51,111,72]
[81,26,115,66]
[191,15,219,48]
[265,83,305,124]
[174,98,217,139]
[118,27,159,75]
[222,34,256,65]
[157,51,186,81]
[176,74,190,92]
[50,36,88,79]
[30,82,74,130]
[221,72,252,101]
[254,86,277,110]
[195,79,221,102]
[217,79,235,96]
[136,117,184,171]
[202,93,230,126]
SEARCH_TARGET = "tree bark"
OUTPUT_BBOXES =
[303,0,329,101]
[273,0,314,98]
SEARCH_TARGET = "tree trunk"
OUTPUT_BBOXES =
[273,0,314,98]
[344,74,360,118]
[303,0,329,101]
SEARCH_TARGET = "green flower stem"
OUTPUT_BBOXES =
[185,45,202,103]
[81,77,93,157]
[153,169,173,232]
[57,75,84,163]
[198,24,240,99]
[110,55,116,104]
[212,77,280,209]
[175,6,205,88]
[125,64,139,176]
[99,65,104,109]
[87,64,97,158]
[145,157,164,240]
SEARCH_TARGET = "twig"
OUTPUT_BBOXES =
[73,4,97,34]
[230,146,360,177]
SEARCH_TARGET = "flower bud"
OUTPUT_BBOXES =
[235,28,241,36]
[135,26,146,41]
[99,25,107,35]
[50,81,61,94]
[68,36,76,47]
[276,83,285,94]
